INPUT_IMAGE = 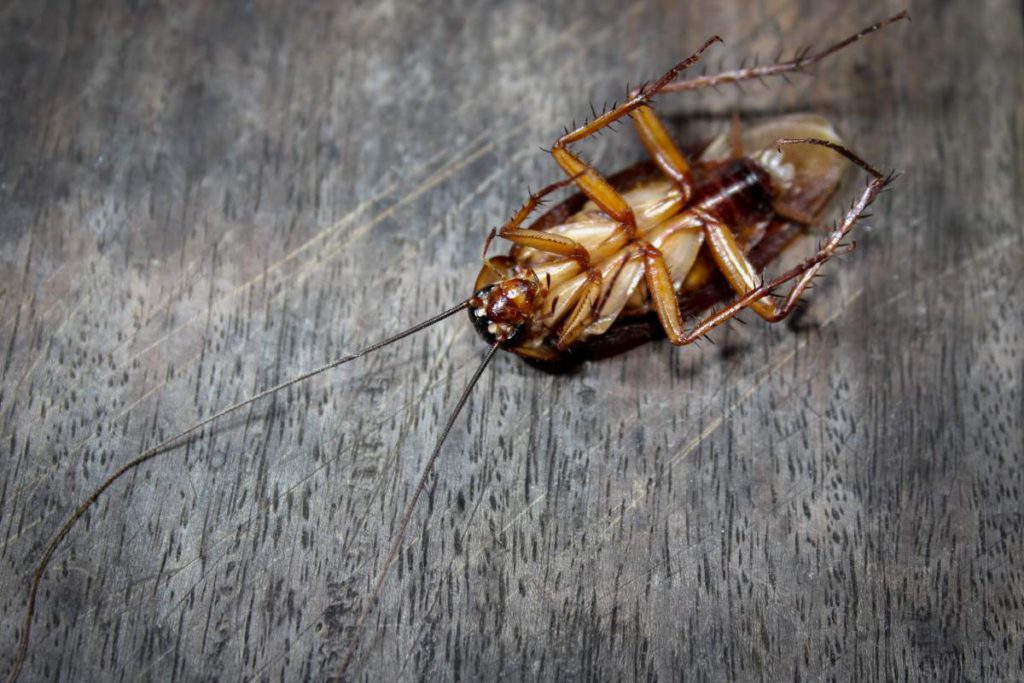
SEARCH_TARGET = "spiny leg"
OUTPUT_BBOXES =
[659,11,909,96]
[501,174,579,233]
[698,136,888,323]
[551,36,722,235]
[627,11,906,204]
[501,228,591,264]
[629,104,696,199]
[697,208,781,321]
[496,175,592,265]
[556,269,603,350]
[694,206,828,320]
[645,139,893,344]
[676,212,768,305]
[763,137,892,321]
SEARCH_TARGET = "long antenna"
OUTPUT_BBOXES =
[6,300,470,683]
[337,341,502,678]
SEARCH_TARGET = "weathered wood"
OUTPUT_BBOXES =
[1,0,1020,680]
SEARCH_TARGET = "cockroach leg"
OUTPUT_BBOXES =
[480,227,498,258]
[640,243,690,344]
[646,139,891,343]
[499,228,590,266]
[762,137,891,321]
[503,174,581,232]
[659,11,910,95]
[629,104,695,199]
[550,36,722,235]
[556,269,603,350]
[498,175,591,265]
[550,145,638,236]
[698,208,784,321]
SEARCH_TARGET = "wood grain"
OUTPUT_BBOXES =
[1,0,1021,680]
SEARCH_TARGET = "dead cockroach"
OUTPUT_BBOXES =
[6,11,908,682]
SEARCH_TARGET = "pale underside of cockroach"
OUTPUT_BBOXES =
[470,114,849,364]
[457,10,902,372]
[5,12,908,683]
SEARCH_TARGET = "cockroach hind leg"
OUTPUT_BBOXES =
[660,11,910,95]
[654,145,890,345]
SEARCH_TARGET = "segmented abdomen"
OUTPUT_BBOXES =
[689,158,775,226]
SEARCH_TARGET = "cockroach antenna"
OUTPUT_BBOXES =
[336,341,501,676]
[5,300,472,683]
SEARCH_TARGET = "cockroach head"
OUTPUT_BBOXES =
[469,277,539,346]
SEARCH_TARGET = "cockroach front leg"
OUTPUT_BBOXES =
[697,209,785,321]
[497,176,592,265]
[645,139,892,344]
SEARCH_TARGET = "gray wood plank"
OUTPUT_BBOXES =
[1,0,1020,680]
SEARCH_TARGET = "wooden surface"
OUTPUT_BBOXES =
[1,1,1021,680]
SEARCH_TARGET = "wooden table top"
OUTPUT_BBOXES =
[1,1,1020,680]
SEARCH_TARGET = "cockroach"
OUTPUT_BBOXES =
[6,11,908,681]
